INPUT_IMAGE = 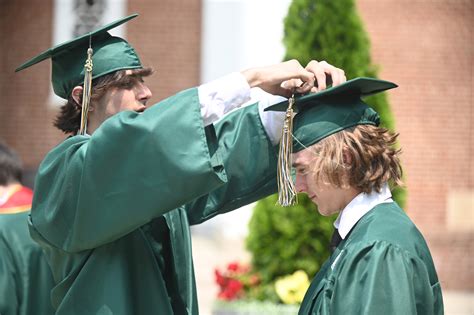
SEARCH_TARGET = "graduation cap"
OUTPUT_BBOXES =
[15,14,143,134]
[266,77,398,206]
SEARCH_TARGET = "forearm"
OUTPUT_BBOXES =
[186,103,279,225]
[199,72,287,145]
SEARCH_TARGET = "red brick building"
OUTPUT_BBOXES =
[0,0,472,292]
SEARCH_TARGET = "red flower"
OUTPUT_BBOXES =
[227,262,240,272]
[219,279,243,300]
[227,279,243,292]
[215,269,227,287]
[215,261,260,301]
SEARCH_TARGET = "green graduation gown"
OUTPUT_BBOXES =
[299,202,443,315]
[0,211,56,315]
[29,88,278,314]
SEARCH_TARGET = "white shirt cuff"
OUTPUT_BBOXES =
[254,89,287,145]
[198,72,251,126]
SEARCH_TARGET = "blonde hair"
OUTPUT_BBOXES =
[307,124,403,193]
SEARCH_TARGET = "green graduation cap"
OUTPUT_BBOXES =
[15,14,142,99]
[266,77,398,152]
[267,77,398,206]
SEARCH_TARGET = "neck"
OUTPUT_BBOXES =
[340,187,362,211]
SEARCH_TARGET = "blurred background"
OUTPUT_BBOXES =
[0,0,472,314]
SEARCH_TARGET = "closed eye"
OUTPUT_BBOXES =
[296,167,310,175]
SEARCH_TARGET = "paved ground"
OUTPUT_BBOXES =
[191,233,474,315]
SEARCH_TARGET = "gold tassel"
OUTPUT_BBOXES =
[79,45,93,135]
[277,94,297,206]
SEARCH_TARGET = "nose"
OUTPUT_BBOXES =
[295,174,307,193]
[137,83,152,103]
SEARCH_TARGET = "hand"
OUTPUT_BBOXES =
[241,60,316,98]
[306,60,346,92]
[282,60,346,93]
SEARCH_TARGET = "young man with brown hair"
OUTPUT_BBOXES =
[269,78,443,314]
[15,14,346,314]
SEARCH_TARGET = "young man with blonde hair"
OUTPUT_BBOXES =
[269,78,443,314]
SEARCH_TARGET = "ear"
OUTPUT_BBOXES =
[71,86,83,106]
[342,148,352,165]
[71,86,94,112]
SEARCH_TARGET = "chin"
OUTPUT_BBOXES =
[317,207,338,217]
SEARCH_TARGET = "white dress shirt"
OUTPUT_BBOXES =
[198,72,286,145]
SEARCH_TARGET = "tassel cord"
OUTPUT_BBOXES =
[277,95,297,206]
[79,47,93,135]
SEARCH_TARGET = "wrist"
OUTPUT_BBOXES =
[241,68,262,88]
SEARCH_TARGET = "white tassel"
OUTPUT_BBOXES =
[79,46,93,135]
[277,95,297,206]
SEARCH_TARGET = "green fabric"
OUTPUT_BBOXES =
[15,14,142,99]
[0,211,55,315]
[298,202,443,315]
[29,89,278,314]
[265,77,397,152]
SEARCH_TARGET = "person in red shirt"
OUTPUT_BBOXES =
[0,142,33,214]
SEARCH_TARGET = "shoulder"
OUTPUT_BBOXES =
[0,211,29,231]
[349,202,429,255]
[35,136,90,187]
[339,203,439,282]
[0,212,31,250]
[40,136,90,166]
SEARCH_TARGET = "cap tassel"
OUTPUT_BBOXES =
[79,46,93,135]
[277,94,297,206]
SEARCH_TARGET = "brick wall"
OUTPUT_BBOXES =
[0,0,62,172]
[357,0,473,290]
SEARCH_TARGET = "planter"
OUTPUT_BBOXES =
[212,300,299,315]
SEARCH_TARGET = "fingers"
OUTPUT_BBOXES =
[282,78,304,90]
[284,60,315,93]
[245,59,345,97]
[305,60,347,92]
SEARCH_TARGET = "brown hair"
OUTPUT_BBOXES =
[54,67,153,134]
[0,142,23,185]
[308,124,403,193]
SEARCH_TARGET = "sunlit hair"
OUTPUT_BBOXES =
[54,67,153,134]
[307,124,403,193]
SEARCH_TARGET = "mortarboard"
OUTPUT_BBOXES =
[15,13,142,99]
[15,14,143,134]
[266,77,398,206]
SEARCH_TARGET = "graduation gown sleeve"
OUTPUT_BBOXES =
[301,241,443,315]
[30,88,228,252]
[184,102,278,225]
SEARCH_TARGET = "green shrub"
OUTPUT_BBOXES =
[246,0,407,297]
[246,194,335,291]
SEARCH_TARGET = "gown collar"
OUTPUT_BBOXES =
[334,183,392,239]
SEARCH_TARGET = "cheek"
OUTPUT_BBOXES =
[306,177,319,194]
[104,90,137,114]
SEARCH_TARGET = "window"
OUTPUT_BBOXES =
[49,0,127,105]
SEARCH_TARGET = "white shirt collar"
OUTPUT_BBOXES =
[333,183,393,239]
